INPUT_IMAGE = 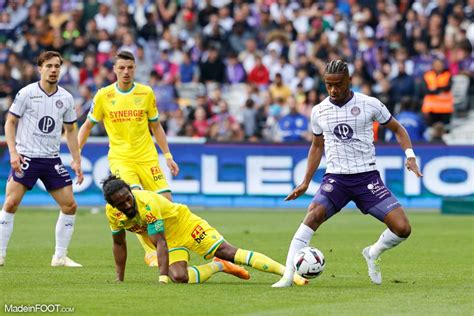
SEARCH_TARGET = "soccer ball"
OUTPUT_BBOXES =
[293,246,325,279]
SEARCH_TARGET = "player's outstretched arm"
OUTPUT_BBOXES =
[385,118,423,178]
[64,123,84,184]
[4,113,24,172]
[112,230,127,282]
[285,134,324,201]
[149,231,170,284]
[149,121,180,176]
[77,119,95,151]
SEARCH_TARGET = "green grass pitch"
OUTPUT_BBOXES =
[0,209,472,315]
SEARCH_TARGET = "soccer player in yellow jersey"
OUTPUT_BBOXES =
[102,175,309,285]
[78,51,179,266]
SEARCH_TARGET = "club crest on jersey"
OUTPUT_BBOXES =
[322,183,333,192]
[55,100,64,109]
[351,106,360,116]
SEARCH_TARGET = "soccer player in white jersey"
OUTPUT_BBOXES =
[272,60,423,288]
[0,51,84,267]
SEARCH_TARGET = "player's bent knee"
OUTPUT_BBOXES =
[169,270,189,283]
[396,222,411,238]
[61,201,77,215]
[3,198,21,212]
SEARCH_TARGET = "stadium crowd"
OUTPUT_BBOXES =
[0,0,473,143]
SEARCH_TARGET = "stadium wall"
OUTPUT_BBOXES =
[1,141,473,209]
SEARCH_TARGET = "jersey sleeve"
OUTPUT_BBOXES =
[146,89,159,122]
[106,205,124,235]
[145,197,164,235]
[311,107,323,135]
[87,90,104,123]
[63,94,77,124]
[9,89,28,117]
[373,100,392,125]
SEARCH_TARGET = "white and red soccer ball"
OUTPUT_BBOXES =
[293,246,326,279]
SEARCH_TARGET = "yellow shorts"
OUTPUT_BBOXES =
[168,212,225,265]
[109,159,170,193]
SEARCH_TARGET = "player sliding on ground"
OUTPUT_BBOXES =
[272,60,423,288]
[102,175,309,285]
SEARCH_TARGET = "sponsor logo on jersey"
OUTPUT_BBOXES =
[145,212,157,224]
[333,123,354,141]
[151,166,163,181]
[29,95,42,99]
[55,100,64,109]
[109,109,145,123]
[191,225,207,244]
[367,180,390,199]
[351,106,360,116]
[54,163,68,176]
[38,116,55,133]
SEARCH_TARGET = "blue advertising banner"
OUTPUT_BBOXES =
[1,142,473,209]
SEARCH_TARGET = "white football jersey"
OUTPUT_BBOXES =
[9,82,77,158]
[311,92,392,174]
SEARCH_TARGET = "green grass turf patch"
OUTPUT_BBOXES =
[0,209,472,315]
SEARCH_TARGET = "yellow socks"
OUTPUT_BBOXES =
[234,249,285,275]
[187,262,222,283]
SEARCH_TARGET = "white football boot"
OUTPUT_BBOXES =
[362,246,382,285]
[51,256,82,267]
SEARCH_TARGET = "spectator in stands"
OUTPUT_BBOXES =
[192,106,210,138]
[134,45,153,84]
[239,38,261,73]
[421,58,454,126]
[229,22,253,54]
[390,61,415,107]
[5,0,28,29]
[242,99,258,140]
[179,51,200,83]
[278,97,309,142]
[94,1,117,35]
[150,70,179,114]
[48,0,70,30]
[199,46,225,84]
[225,52,246,84]
[429,122,447,144]
[247,55,270,88]
[386,97,426,143]
[269,73,291,102]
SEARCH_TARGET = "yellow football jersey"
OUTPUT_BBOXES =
[106,190,190,241]
[88,82,159,162]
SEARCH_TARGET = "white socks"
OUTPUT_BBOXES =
[369,228,406,259]
[54,213,76,259]
[282,223,314,280]
[0,209,15,258]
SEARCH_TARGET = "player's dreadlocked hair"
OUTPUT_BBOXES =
[325,60,349,75]
[102,175,131,205]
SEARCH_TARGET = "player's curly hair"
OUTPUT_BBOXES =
[102,175,130,205]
